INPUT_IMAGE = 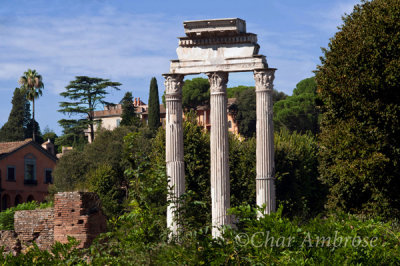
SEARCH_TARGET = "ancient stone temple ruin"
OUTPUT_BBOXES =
[164,18,276,237]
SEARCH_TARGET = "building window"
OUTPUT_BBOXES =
[45,169,53,184]
[24,154,37,185]
[228,120,232,129]
[7,166,16,181]
[116,119,121,127]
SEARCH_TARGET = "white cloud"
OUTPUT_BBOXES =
[0,11,182,94]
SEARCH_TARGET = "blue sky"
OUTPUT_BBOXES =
[0,0,360,135]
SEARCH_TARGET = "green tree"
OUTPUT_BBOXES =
[18,69,44,141]
[182,78,210,110]
[273,77,319,134]
[120,92,141,127]
[230,87,287,138]
[0,88,31,141]
[316,0,400,218]
[148,77,160,131]
[87,164,125,217]
[58,76,121,143]
[56,119,87,150]
[42,126,58,143]
[232,88,256,138]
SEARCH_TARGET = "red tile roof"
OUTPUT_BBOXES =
[0,139,32,155]
[92,108,123,118]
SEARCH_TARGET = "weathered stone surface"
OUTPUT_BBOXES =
[14,208,54,250]
[54,192,107,248]
[164,74,185,236]
[183,18,246,37]
[254,69,276,215]
[0,230,21,255]
[169,18,268,75]
[164,18,276,238]
[208,72,231,238]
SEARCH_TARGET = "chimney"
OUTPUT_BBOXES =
[42,139,55,156]
[138,97,141,105]
[134,98,137,106]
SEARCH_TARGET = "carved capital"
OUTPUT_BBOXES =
[254,69,275,92]
[207,72,228,94]
[164,74,184,95]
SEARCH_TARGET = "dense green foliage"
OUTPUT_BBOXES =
[18,69,44,141]
[316,0,400,218]
[53,127,133,216]
[148,77,161,131]
[120,91,141,127]
[3,207,399,264]
[275,129,326,217]
[0,201,53,230]
[232,88,256,138]
[230,87,287,138]
[0,88,31,141]
[274,77,319,134]
[58,76,121,145]
[182,77,210,110]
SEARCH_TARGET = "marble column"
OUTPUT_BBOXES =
[254,69,276,215]
[207,72,230,238]
[164,74,185,236]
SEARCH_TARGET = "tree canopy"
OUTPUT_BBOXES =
[148,77,160,131]
[0,88,31,141]
[230,87,287,138]
[182,78,210,110]
[18,69,44,141]
[316,0,400,218]
[120,92,141,127]
[273,77,319,134]
[58,76,121,144]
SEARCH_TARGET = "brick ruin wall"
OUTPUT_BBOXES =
[54,192,107,248]
[0,192,106,254]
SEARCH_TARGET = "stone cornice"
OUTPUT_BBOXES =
[178,33,258,47]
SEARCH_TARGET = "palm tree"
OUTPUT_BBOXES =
[19,69,44,141]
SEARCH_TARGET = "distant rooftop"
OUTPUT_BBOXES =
[0,139,32,155]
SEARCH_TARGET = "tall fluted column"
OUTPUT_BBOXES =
[164,74,185,236]
[207,72,230,238]
[254,69,276,215]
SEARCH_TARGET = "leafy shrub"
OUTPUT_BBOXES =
[316,0,400,219]
[0,201,53,230]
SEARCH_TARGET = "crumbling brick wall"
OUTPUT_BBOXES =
[0,230,21,255]
[0,192,106,254]
[14,209,54,250]
[54,192,107,248]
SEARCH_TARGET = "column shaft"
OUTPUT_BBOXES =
[164,74,185,236]
[254,69,276,215]
[207,72,230,238]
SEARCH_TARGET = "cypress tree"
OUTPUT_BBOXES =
[120,91,141,127]
[0,88,31,141]
[148,77,160,131]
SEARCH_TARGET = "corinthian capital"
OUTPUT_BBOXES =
[207,72,228,93]
[164,74,184,94]
[254,69,275,91]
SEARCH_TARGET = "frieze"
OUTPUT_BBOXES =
[179,34,257,47]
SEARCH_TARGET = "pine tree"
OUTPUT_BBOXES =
[120,92,141,127]
[58,76,121,143]
[0,88,31,141]
[148,77,160,131]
